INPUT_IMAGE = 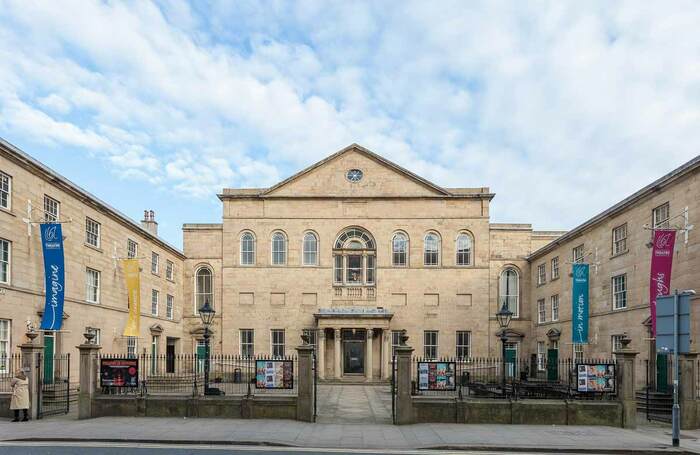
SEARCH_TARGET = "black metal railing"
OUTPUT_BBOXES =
[0,354,22,393]
[39,353,71,417]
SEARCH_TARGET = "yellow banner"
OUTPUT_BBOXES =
[122,259,141,337]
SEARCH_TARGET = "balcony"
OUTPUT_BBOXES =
[332,286,376,301]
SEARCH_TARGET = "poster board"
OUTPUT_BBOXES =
[576,363,615,393]
[255,360,294,389]
[100,358,139,388]
[417,361,456,391]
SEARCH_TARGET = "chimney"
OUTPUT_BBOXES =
[141,210,158,236]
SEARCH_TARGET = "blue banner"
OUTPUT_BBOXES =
[39,223,65,331]
[572,263,589,344]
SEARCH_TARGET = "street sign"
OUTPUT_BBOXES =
[656,294,691,354]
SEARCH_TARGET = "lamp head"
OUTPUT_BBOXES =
[496,301,513,329]
[198,299,215,326]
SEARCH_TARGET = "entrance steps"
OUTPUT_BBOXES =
[319,378,389,385]
[42,383,79,405]
[636,389,672,422]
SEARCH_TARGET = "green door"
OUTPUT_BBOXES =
[196,343,206,373]
[547,349,558,381]
[505,343,517,378]
[43,333,54,384]
[657,353,668,393]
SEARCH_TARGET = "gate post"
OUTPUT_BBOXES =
[679,352,698,429]
[19,337,44,421]
[614,347,638,429]
[77,341,101,419]
[296,344,315,422]
[395,344,414,425]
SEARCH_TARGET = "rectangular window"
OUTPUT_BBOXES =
[0,171,11,210]
[151,252,159,275]
[573,343,584,362]
[88,327,101,346]
[240,329,254,357]
[551,294,559,322]
[346,255,362,284]
[271,329,285,357]
[537,299,546,323]
[423,330,438,359]
[611,335,625,355]
[551,257,559,280]
[127,239,138,259]
[456,331,471,359]
[85,217,101,248]
[151,289,159,316]
[612,223,627,255]
[391,330,402,357]
[0,239,9,284]
[85,268,100,304]
[43,195,60,222]
[537,341,545,371]
[653,202,670,229]
[366,255,375,284]
[612,274,627,310]
[572,244,584,264]
[552,340,559,351]
[127,337,137,358]
[166,260,174,281]
[302,328,317,351]
[334,255,343,284]
[537,263,546,285]
[0,320,10,373]
[166,294,174,319]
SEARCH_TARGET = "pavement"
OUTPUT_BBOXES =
[316,384,392,424]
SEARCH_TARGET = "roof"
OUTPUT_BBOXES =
[528,153,700,260]
[0,137,185,258]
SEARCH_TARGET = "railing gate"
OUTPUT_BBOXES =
[39,353,70,418]
[391,355,397,424]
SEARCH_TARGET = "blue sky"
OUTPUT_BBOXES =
[1,1,699,249]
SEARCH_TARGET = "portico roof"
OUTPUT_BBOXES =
[314,307,393,320]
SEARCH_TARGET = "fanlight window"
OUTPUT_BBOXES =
[392,232,408,267]
[334,228,375,250]
[456,233,473,266]
[271,232,287,265]
[499,267,519,317]
[240,232,255,265]
[195,266,213,314]
[333,227,376,285]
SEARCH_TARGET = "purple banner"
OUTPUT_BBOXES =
[650,229,676,337]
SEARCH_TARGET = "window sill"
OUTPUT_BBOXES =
[151,272,160,277]
[0,206,16,217]
[536,282,546,287]
[610,250,629,260]
[166,277,175,283]
[84,243,103,253]
[551,276,560,281]
[612,306,627,311]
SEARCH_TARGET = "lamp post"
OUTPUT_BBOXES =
[198,298,215,395]
[496,301,513,392]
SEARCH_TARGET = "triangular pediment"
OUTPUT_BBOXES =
[263,144,451,198]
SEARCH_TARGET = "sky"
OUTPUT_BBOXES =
[1,1,698,249]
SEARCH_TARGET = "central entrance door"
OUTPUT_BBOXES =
[342,329,365,375]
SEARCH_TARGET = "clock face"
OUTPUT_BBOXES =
[346,169,363,182]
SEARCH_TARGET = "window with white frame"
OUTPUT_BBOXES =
[240,232,255,265]
[151,289,159,316]
[391,330,403,357]
[456,331,471,359]
[127,239,138,259]
[392,232,408,267]
[0,239,9,284]
[653,202,670,229]
[612,274,627,310]
[552,340,559,351]
[333,228,376,286]
[194,266,213,314]
[572,244,584,264]
[0,171,10,210]
[271,232,287,265]
[85,217,100,248]
[271,329,285,357]
[127,337,137,358]
[166,294,174,319]
[166,260,174,281]
[456,233,473,266]
[240,329,254,357]
[537,263,546,285]
[423,330,438,359]
[43,195,60,222]
[302,232,318,266]
[151,252,159,275]
[551,256,559,280]
[551,294,559,321]
[423,232,440,266]
[537,299,546,323]
[612,223,627,255]
[573,343,584,362]
[537,341,545,371]
[0,320,10,373]
[91,328,101,346]
[85,268,100,304]
[611,334,625,354]
[499,267,519,317]
[302,328,317,350]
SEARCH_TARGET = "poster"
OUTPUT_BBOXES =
[100,358,139,388]
[576,364,615,393]
[417,362,456,391]
[255,360,294,389]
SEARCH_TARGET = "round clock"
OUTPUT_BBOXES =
[346,169,363,182]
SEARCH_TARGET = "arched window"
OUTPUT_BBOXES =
[302,232,318,266]
[424,232,440,266]
[333,227,376,285]
[392,232,408,267]
[195,266,213,314]
[499,267,519,317]
[456,232,473,266]
[240,232,255,265]
[271,232,287,265]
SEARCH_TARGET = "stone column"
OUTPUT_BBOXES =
[19,341,44,421]
[383,330,392,380]
[317,330,325,380]
[77,343,102,419]
[296,344,315,422]
[366,329,373,380]
[614,348,639,429]
[395,344,414,424]
[334,329,341,379]
[680,353,698,430]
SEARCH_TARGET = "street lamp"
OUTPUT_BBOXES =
[496,301,513,391]
[198,299,215,395]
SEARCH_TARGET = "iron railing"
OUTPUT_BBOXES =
[0,354,22,393]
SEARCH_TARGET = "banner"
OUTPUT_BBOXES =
[571,263,589,344]
[122,259,141,337]
[39,223,65,331]
[650,230,676,337]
